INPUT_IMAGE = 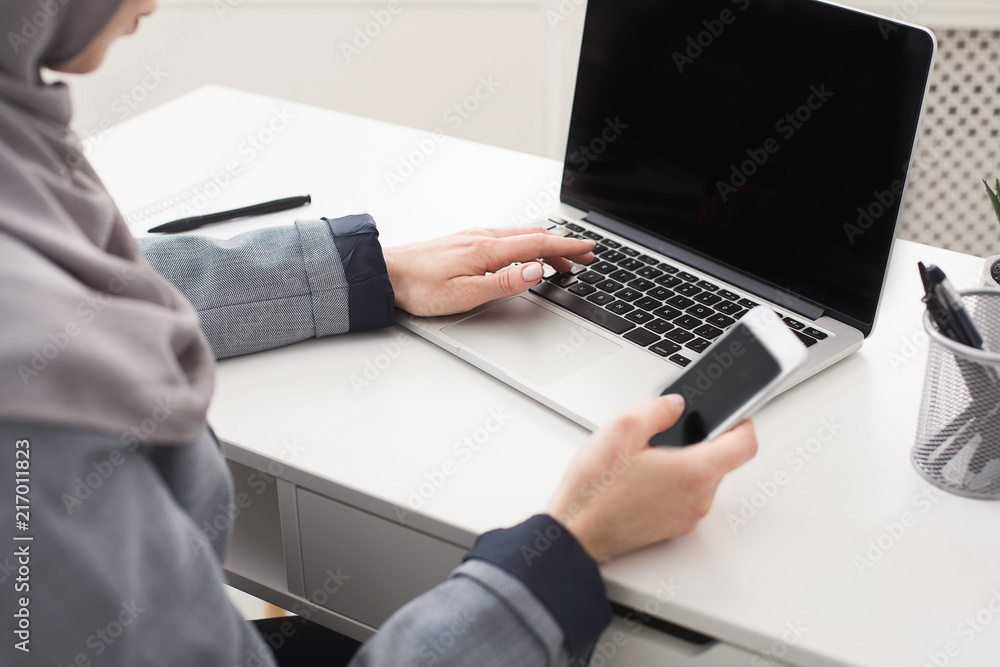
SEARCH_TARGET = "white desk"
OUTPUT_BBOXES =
[91,86,1000,667]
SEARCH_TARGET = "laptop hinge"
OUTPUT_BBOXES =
[583,210,826,321]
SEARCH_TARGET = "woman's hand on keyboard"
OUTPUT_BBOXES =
[383,226,595,316]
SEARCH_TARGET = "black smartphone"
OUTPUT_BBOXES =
[650,307,808,446]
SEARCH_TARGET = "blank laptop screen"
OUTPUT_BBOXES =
[561,0,935,335]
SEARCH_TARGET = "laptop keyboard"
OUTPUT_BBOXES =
[529,217,830,368]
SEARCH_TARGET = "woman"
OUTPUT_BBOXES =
[0,1,758,665]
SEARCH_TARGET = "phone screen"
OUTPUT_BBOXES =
[650,323,782,446]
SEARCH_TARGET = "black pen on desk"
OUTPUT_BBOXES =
[147,195,312,234]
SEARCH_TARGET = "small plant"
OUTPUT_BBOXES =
[987,179,1000,224]
[987,179,1000,284]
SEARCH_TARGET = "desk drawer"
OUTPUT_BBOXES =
[296,489,466,628]
[590,614,795,667]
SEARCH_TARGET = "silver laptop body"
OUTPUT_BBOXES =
[400,0,936,430]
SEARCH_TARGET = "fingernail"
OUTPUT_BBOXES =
[521,262,543,282]
[661,394,684,408]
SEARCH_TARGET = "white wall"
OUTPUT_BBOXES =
[58,0,1000,162]
[59,0,586,161]
[847,0,1000,26]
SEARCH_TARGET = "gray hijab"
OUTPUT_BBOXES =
[0,0,215,444]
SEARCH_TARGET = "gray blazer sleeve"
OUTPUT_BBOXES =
[352,561,579,666]
[137,214,395,359]
[352,514,612,666]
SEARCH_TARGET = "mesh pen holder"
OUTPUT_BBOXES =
[913,289,1000,500]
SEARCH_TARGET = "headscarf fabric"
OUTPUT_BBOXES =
[0,0,216,445]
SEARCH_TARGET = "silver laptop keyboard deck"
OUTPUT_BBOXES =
[529,217,830,368]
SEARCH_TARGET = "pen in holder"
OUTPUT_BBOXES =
[913,289,1000,500]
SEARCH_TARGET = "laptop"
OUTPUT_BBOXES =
[400,0,936,430]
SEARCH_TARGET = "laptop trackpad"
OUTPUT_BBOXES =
[442,297,621,385]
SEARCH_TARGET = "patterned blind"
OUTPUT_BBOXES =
[899,28,1000,257]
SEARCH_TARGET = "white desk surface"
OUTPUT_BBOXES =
[91,86,1000,667]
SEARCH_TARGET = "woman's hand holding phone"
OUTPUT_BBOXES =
[546,308,805,563]
[545,394,758,564]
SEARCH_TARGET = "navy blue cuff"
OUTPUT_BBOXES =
[464,514,611,657]
[324,214,396,332]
